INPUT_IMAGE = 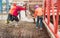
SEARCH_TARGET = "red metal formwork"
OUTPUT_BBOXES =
[44,0,60,38]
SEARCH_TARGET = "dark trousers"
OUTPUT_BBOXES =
[36,16,43,28]
[7,14,19,22]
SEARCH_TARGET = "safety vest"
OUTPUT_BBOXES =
[34,7,43,17]
[9,6,16,15]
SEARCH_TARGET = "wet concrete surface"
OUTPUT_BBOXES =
[0,21,50,38]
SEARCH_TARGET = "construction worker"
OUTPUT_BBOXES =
[7,3,26,26]
[34,5,44,30]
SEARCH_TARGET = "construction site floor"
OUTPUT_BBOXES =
[0,21,50,38]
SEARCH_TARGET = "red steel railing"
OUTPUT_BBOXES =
[44,0,60,38]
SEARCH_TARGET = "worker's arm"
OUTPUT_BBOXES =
[34,10,37,18]
[19,6,26,11]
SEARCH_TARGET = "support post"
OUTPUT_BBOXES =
[46,0,50,26]
[0,0,2,13]
[6,0,9,13]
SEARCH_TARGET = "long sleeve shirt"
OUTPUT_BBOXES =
[9,5,26,16]
[34,7,44,18]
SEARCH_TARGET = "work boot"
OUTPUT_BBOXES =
[36,27,38,31]
[39,28,43,31]
[6,20,10,24]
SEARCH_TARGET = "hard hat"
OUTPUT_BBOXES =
[34,5,39,9]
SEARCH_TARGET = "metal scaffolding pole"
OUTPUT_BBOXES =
[0,0,2,13]
[6,0,9,13]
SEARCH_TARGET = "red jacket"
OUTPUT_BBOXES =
[9,5,26,16]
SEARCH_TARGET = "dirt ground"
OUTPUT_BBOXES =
[0,21,50,38]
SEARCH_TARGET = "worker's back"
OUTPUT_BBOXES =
[35,7,43,16]
[9,4,26,16]
[9,5,17,15]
